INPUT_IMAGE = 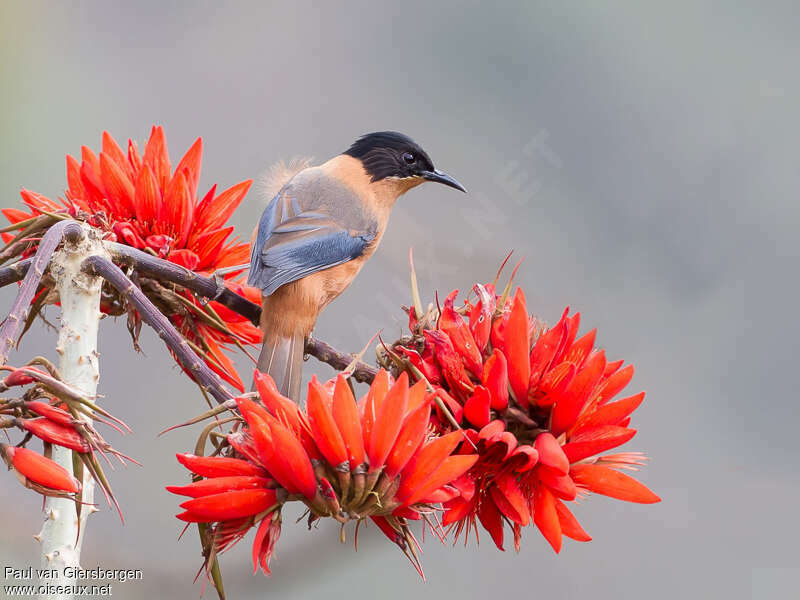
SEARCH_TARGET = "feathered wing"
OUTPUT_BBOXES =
[248,170,378,400]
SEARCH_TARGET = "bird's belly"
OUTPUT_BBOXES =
[314,257,368,307]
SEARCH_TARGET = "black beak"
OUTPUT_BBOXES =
[420,169,467,192]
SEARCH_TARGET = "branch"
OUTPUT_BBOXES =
[0,257,32,287]
[81,255,234,404]
[0,221,82,366]
[305,338,378,384]
[104,242,261,325]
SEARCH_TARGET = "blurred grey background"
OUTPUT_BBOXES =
[1,1,798,599]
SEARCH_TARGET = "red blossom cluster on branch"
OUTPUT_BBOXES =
[0,363,133,514]
[169,369,479,578]
[384,272,660,553]
[3,127,261,390]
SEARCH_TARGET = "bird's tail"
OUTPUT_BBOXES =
[255,330,305,403]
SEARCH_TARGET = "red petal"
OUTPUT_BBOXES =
[553,312,581,365]
[533,361,575,408]
[529,307,569,384]
[168,249,200,271]
[267,419,317,499]
[438,290,483,377]
[173,137,203,199]
[469,283,495,353]
[404,454,478,506]
[509,445,539,472]
[161,169,193,247]
[367,372,409,470]
[534,432,569,474]
[396,431,463,502]
[195,180,252,234]
[536,467,577,500]
[478,420,506,442]
[2,208,32,225]
[478,497,505,550]
[361,369,390,441]
[200,333,245,392]
[570,464,660,503]
[550,350,606,435]
[482,349,509,411]
[505,288,531,405]
[193,227,233,270]
[6,445,81,493]
[385,401,430,479]
[65,155,87,205]
[166,475,272,498]
[142,125,171,191]
[463,386,491,428]
[442,496,474,526]
[252,514,272,575]
[596,364,635,405]
[574,391,645,432]
[533,484,562,553]
[554,498,591,541]
[604,359,625,377]
[102,131,133,179]
[406,379,428,413]
[562,328,596,368]
[176,453,266,478]
[253,371,302,432]
[133,163,161,225]
[307,376,348,467]
[491,472,530,525]
[563,425,637,463]
[331,374,365,469]
[179,489,276,521]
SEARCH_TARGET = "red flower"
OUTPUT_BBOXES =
[390,280,660,554]
[3,127,260,391]
[1,443,81,496]
[168,369,478,578]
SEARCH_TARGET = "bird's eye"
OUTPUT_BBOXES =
[402,152,416,164]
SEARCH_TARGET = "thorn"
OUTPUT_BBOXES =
[55,346,64,355]
[33,533,42,543]
[48,508,58,520]
[44,552,54,562]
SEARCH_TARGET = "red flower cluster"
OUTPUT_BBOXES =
[169,369,478,577]
[3,127,261,390]
[391,284,659,553]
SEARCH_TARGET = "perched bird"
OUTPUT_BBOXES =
[248,131,466,401]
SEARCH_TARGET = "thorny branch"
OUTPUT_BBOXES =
[0,220,83,366]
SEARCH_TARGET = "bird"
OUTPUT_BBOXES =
[248,131,466,401]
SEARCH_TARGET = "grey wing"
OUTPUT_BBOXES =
[248,174,377,296]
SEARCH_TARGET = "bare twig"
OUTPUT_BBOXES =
[104,242,261,325]
[81,255,233,404]
[305,338,378,384]
[0,220,83,365]
[0,258,32,288]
